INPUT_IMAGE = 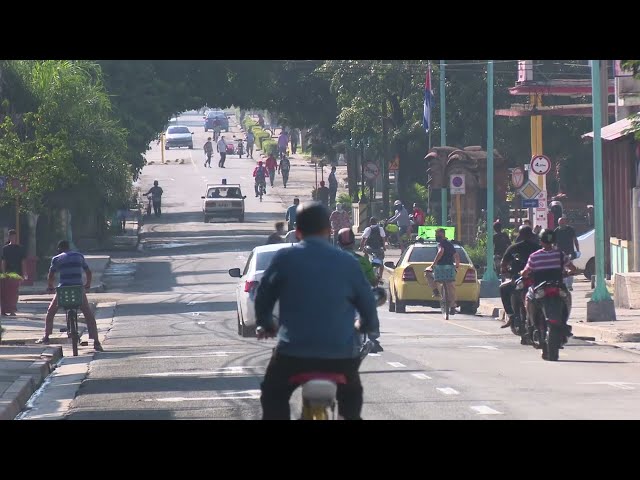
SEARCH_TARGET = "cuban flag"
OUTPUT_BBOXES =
[423,64,435,133]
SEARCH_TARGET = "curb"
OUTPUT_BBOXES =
[19,283,105,296]
[0,345,63,421]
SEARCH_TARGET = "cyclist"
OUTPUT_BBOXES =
[253,161,269,197]
[37,240,104,352]
[424,228,460,316]
[360,217,386,260]
[255,202,380,420]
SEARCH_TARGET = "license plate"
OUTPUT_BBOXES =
[215,202,230,208]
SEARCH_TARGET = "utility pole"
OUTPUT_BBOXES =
[440,60,448,225]
[480,60,500,297]
[382,100,389,216]
[587,59,616,321]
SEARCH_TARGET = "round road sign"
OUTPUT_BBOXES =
[364,162,380,180]
[530,155,551,176]
[452,176,463,187]
[511,167,524,188]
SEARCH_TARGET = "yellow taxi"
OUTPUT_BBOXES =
[384,240,481,314]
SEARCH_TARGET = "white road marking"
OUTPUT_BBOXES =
[187,301,208,305]
[196,321,206,325]
[411,373,432,380]
[144,366,263,377]
[142,352,243,359]
[466,346,498,350]
[436,387,460,395]
[387,362,406,368]
[145,389,262,402]
[190,312,201,316]
[579,381,638,390]
[471,405,503,415]
[368,353,381,357]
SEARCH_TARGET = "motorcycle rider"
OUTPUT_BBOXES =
[520,229,577,348]
[255,202,380,420]
[387,200,411,243]
[253,161,269,197]
[360,216,386,260]
[499,225,540,338]
[337,227,383,353]
[144,180,163,217]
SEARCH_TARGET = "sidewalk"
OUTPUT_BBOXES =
[18,255,111,295]
[478,277,640,344]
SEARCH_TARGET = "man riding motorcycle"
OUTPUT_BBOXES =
[337,227,383,353]
[520,229,576,350]
[255,202,380,420]
[499,225,540,340]
[360,216,386,261]
[253,161,269,197]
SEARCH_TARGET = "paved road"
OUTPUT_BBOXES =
[20,112,640,420]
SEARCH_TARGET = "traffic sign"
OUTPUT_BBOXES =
[364,162,380,180]
[389,155,400,171]
[0,176,6,191]
[522,198,538,208]
[530,155,551,176]
[449,174,465,195]
[518,179,542,200]
[511,167,525,189]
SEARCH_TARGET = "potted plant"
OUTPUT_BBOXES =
[0,272,23,316]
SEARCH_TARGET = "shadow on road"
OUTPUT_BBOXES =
[114,301,238,317]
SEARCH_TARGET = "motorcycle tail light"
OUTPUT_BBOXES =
[544,287,560,297]
[402,267,417,281]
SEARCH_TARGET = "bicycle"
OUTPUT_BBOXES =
[433,264,457,320]
[57,285,84,356]
[257,181,266,202]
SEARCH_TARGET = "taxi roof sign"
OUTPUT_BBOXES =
[417,225,455,241]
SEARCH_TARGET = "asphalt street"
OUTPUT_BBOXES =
[20,112,640,420]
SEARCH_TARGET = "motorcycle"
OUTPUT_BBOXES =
[499,253,532,343]
[527,273,575,361]
[364,245,385,285]
[256,287,386,420]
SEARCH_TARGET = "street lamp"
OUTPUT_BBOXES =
[587,59,616,321]
[480,60,500,297]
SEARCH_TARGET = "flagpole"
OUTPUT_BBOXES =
[439,59,447,226]
[428,62,432,152]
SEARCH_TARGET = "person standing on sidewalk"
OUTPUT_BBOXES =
[278,155,291,188]
[1,229,27,316]
[203,137,214,168]
[286,198,299,231]
[290,128,299,154]
[265,154,278,187]
[316,181,330,208]
[217,136,228,168]
[37,240,103,352]
[330,204,352,245]
[328,166,338,207]
[554,216,580,291]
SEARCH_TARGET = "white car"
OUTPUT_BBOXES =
[228,243,295,337]
[573,229,595,279]
[201,183,246,223]
[164,125,194,149]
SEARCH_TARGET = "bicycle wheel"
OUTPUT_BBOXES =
[69,309,79,356]
[441,283,449,320]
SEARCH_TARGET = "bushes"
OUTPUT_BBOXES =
[337,192,354,205]
[262,139,278,156]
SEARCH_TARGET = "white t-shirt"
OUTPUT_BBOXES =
[362,225,386,239]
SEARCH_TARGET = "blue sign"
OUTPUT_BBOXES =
[522,198,539,208]
[0,176,6,191]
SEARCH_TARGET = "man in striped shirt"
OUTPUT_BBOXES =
[37,241,103,351]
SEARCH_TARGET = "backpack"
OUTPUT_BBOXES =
[255,167,266,181]
[367,225,383,249]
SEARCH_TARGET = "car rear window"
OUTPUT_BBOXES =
[408,245,470,264]
[206,187,243,198]
[167,126,190,134]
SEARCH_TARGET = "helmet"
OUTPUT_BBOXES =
[337,228,355,248]
[539,228,556,245]
[394,200,402,206]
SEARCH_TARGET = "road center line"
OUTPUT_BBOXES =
[145,389,262,402]
[471,405,503,415]
[466,345,498,350]
[387,362,406,368]
[443,320,492,335]
[436,387,460,395]
[144,366,263,377]
[411,373,432,380]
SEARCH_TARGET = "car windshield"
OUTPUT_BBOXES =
[167,126,190,134]
[207,187,243,198]
[408,245,470,264]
